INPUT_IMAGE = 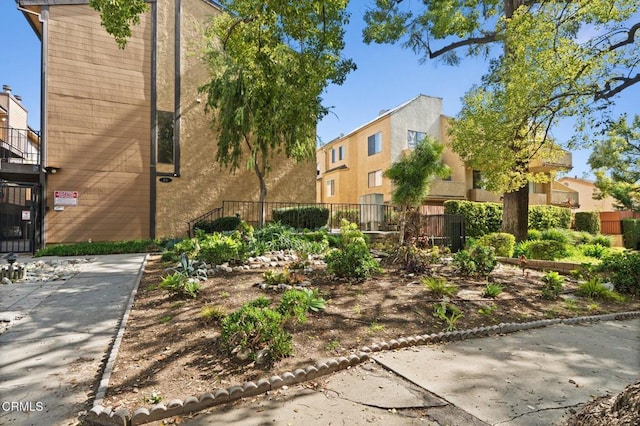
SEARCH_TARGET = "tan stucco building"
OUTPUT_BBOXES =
[14,0,315,247]
[557,176,616,211]
[317,94,578,210]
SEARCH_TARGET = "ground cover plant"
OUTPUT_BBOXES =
[101,228,640,415]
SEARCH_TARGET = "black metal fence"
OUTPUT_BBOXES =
[187,200,396,237]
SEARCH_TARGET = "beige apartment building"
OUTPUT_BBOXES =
[13,0,314,247]
[317,94,578,210]
[557,176,616,211]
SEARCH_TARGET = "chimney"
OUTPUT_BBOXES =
[2,85,11,94]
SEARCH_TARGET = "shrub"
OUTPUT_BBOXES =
[422,276,458,297]
[220,302,292,363]
[478,232,515,257]
[541,271,565,300]
[622,219,640,249]
[528,205,571,230]
[527,229,542,241]
[526,240,568,260]
[197,232,246,265]
[200,305,226,323]
[574,231,593,245]
[596,251,640,295]
[574,212,601,234]
[272,207,329,230]
[433,301,463,331]
[159,272,201,298]
[277,288,326,323]
[579,244,608,259]
[193,216,241,234]
[331,209,360,226]
[325,244,381,281]
[452,246,497,278]
[540,228,570,245]
[591,234,612,247]
[577,277,623,301]
[444,200,501,238]
[512,241,530,258]
[391,244,432,274]
[36,239,165,257]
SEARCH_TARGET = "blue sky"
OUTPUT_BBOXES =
[2,1,638,180]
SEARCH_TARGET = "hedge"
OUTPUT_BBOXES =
[272,206,329,230]
[622,219,640,249]
[193,216,241,233]
[574,211,601,234]
[444,200,571,238]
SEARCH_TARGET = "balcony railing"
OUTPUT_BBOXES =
[0,126,40,165]
[551,190,579,207]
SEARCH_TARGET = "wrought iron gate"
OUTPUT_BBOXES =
[0,183,40,253]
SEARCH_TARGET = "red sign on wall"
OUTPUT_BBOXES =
[54,191,78,206]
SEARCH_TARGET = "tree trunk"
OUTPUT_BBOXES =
[398,205,407,245]
[254,158,268,227]
[502,183,529,242]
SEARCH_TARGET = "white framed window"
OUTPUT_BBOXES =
[367,132,382,156]
[407,130,426,149]
[368,170,383,187]
[327,179,335,197]
[331,145,345,163]
[338,145,344,160]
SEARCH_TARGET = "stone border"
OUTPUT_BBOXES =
[84,310,640,426]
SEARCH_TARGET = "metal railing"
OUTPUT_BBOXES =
[187,200,396,236]
[0,126,40,165]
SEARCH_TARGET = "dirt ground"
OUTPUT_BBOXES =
[102,254,640,415]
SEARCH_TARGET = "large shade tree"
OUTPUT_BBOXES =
[589,114,640,211]
[199,1,354,219]
[384,136,450,244]
[364,0,640,241]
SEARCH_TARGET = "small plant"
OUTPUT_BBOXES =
[368,321,385,334]
[433,301,463,331]
[166,253,208,280]
[541,271,565,300]
[158,272,201,298]
[325,243,381,281]
[277,288,326,323]
[577,277,623,301]
[453,246,497,278]
[324,338,340,352]
[478,303,498,317]
[200,305,226,323]
[145,391,162,404]
[263,268,300,286]
[391,244,431,274]
[159,315,172,324]
[564,298,580,312]
[220,291,230,298]
[579,244,608,259]
[482,282,503,298]
[422,276,458,297]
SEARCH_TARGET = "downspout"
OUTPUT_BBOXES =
[150,1,158,239]
[173,0,181,176]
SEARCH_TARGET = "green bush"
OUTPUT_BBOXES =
[622,219,640,249]
[591,234,612,247]
[220,302,292,363]
[527,229,542,241]
[277,288,326,323]
[574,212,601,234]
[513,241,530,258]
[197,232,246,265]
[540,228,571,245]
[193,216,241,234]
[541,271,565,300]
[478,232,515,257]
[325,244,381,281]
[574,231,593,245]
[159,272,201,298]
[272,207,329,230]
[597,251,640,295]
[528,205,571,230]
[36,239,164,257]
[526,240,568,260]
[452,246,497,278]
[579,244,608,259]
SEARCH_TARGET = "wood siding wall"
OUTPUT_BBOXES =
[45,5,151,243]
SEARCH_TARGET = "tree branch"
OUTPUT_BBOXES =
[608,22,640,51]
[429,33,497,59]
[223,17,254,50]
[596,73,640,100]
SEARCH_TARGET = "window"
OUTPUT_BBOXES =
[331,148,337,163]
[157,110,175,164]
[368,170,383,187]
[472,170,483,189]
[338,145,344,161]
[331,146,344,163]
[367,132,382,156]
[327,179,335,197]
[407,130,426,149]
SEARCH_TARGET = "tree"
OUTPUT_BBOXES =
[363,0,640,241]
[384,136,450,244]
[199,1,354,224]
[589,114,640,211]
[89,0,148,49]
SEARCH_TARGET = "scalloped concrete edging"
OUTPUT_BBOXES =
[84,310,640,426]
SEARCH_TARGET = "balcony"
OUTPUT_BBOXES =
[0,126,41,181]
[550,190,579,208]
[427,180,467,200]
[468,188,501,203]
[530,150,572,173]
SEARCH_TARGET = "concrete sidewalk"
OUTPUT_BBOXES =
[183,318,640,426]
[0,254,147,426]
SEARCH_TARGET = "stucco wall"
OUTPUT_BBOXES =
[45,4,152,243]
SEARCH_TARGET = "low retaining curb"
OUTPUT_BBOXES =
[85,310,640,425]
